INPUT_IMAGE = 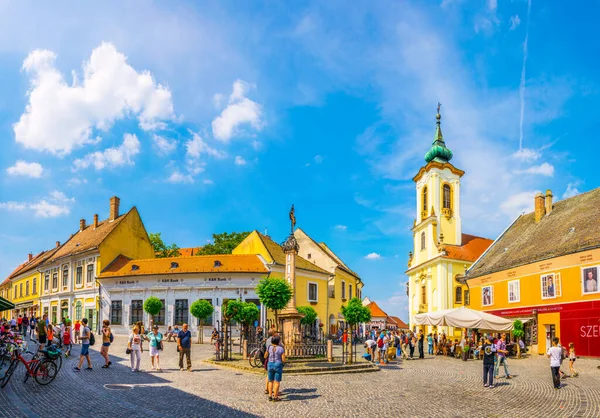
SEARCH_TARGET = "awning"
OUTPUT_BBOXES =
[412,307,514,331]
[0,297,15,311]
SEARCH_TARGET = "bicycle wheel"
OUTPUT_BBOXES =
[248,349,258,367]
[1,360,18,388]
[254,350,265,368]
[34,360,57,386]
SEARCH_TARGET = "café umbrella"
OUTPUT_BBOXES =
[412,306,513,331]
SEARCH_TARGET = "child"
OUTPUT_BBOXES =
[47,324,54,346]
[63,320,72,358]
[568,342,578,377]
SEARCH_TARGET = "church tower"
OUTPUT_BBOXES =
[406,105,494,337]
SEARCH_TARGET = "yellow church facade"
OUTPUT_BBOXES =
[407,108,492,337]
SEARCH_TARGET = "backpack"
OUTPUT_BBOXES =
[377,338,384,348]
[89,330,95,346]
[109,332,114,343]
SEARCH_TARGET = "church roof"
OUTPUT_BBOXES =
[424,106,453,163]
[443,234,494,263]
[466,187,600,278]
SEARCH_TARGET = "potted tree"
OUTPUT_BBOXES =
[190,300,214,344]
[256,277,292,331]
[143,297,163,331]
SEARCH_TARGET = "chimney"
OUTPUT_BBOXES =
[109,196,120,221]
[80,218,86,231]
[28,253,33,262]
[93,214,99,229]
[545,189,553,215]
[55,241,60,248]
[534,193,545,223]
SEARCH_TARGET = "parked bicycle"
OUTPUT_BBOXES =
[0,341,59,387]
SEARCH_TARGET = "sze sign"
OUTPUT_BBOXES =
[580,325,600,338]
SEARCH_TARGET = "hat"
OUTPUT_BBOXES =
[153,325,159,329]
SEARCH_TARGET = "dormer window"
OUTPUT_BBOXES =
[307,253,311,260]
[131,264,140,271]
[214,260,222,267]
[170,262,179,269]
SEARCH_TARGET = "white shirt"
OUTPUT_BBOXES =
[547,346,562,367]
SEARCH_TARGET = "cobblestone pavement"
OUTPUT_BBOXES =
[1,336,600,418]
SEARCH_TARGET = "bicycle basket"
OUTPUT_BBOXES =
[43,350,61,360]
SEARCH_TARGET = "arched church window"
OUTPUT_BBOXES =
[422,187,428,212]
[420,232,426,251]
[443,184,451,210]
[455,287,462,303]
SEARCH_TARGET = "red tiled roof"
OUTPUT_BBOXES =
[389,316,409,330]
[443,234,493,263]
[367,301,388,318]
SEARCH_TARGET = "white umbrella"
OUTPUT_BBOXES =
[412,307,513,331]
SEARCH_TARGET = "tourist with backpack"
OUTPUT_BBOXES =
[101,319,113,369]
[74,318,93,371]
[63,320,73,358]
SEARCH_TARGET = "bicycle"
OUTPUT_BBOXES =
[0,343,58,388]
[248,347,265,368]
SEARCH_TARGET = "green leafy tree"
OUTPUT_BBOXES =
[149,232,181,258]
[143,297,164,330]
[197,231,251,255]
[513,319,524,358]
[236,302,260,341]
[297,306,318,326]
[341,297,372,364]
[191,300,214,344]
[256,277,293,330]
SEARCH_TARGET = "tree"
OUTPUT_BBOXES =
[256,277,293,330]
[236,302,260,341]
[143,297,163,330]
[297,306,318,326]
[341,297,372,364]
[191,300,214,344]
[513,319,524,358]
[149,232,181,258]
[197,231,251,255]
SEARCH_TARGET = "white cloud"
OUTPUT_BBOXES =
[203,179,214,185]
[14,42,174,155]
[212,79,264,141]
[6,160,43,178]
[185,132,226,160]
[512,148,540,162]
[152,134,177,156]
[519,162,555,176]
[364,252,382,260]
[73,133,140,171]
[167,171,194,184]
[0,190,74,218]
[562,183,580,199]
[500,190,539,216]
[488,0,497,12]
[314,155,324,164]
[509,15,521,30]
[68,178,88,186]
[334,225,348,231]
[234,156,247,166]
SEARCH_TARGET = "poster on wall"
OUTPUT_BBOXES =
[482,286,494,307]
[582,266,599,294]
[541,273,562,299]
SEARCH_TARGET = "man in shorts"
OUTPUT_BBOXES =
[74,318,92,371]
[38,314,48,349]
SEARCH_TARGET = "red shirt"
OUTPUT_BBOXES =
[75,323,81,331]
[17,317,22,325]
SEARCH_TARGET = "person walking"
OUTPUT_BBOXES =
[63,320,72,358]
[100,320,112,368]
[128,326,142,372]
[265,335,286,402]
[37,314,48,349]
[147,325,163,371]
[409,333,416,359]
[74,318,92,371]
[22,316,29,337]
[74,320,81,344]
[494,333,512,379]
[427,333,434,355]
[568,342,578,377]
[482,335,497,388]
[547,337,562,389]
[29,316,36,339]
[177,323,192,372]
[418,331,425,359]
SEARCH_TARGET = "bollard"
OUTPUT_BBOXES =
[242,340,248,360]
[327,340,333,362]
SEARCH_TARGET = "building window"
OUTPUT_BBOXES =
[455,287,462,304]
[51,306,57,324]
[52,273,58,290]
[75,301,82,320]
[420,232,426,251]
[174,299,189,325]
[62,267,69,288]
[307,253,311,259]
[508,280,520,303]
[131,300,143,324]
[422,186,428,212]
[76,267,82,286]
[341,281,346,300]
[541,273,562,299]
[464,290,470,305]
[349,284,353,299]
[32,278,37,294]
[86,264,94,283]
[44,274,49,291]
[308,283,318,302]
[443,184,452,209]
[19,283,23,298]
[110,301,122,325]
[421,285,426,305]
[155,299,166,326]
[25,281,29,296]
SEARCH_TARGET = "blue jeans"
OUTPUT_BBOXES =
[483,363,494,385]
[494,356,510,377]
[428,343,433,355]
[267,362,283,382]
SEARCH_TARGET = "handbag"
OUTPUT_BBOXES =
[126,348,132,355]
[159,341,164,351]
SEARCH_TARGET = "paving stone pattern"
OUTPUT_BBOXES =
[1,336,599,418]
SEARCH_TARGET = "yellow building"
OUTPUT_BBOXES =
[38,196,154,330]
[406,107,492,336]
[293,228,364,333]
[464,188,600,357]
[0,276,15,318]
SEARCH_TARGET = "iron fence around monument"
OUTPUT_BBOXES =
[283,325,327,358]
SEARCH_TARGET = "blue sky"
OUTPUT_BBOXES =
[0,1,598,321]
